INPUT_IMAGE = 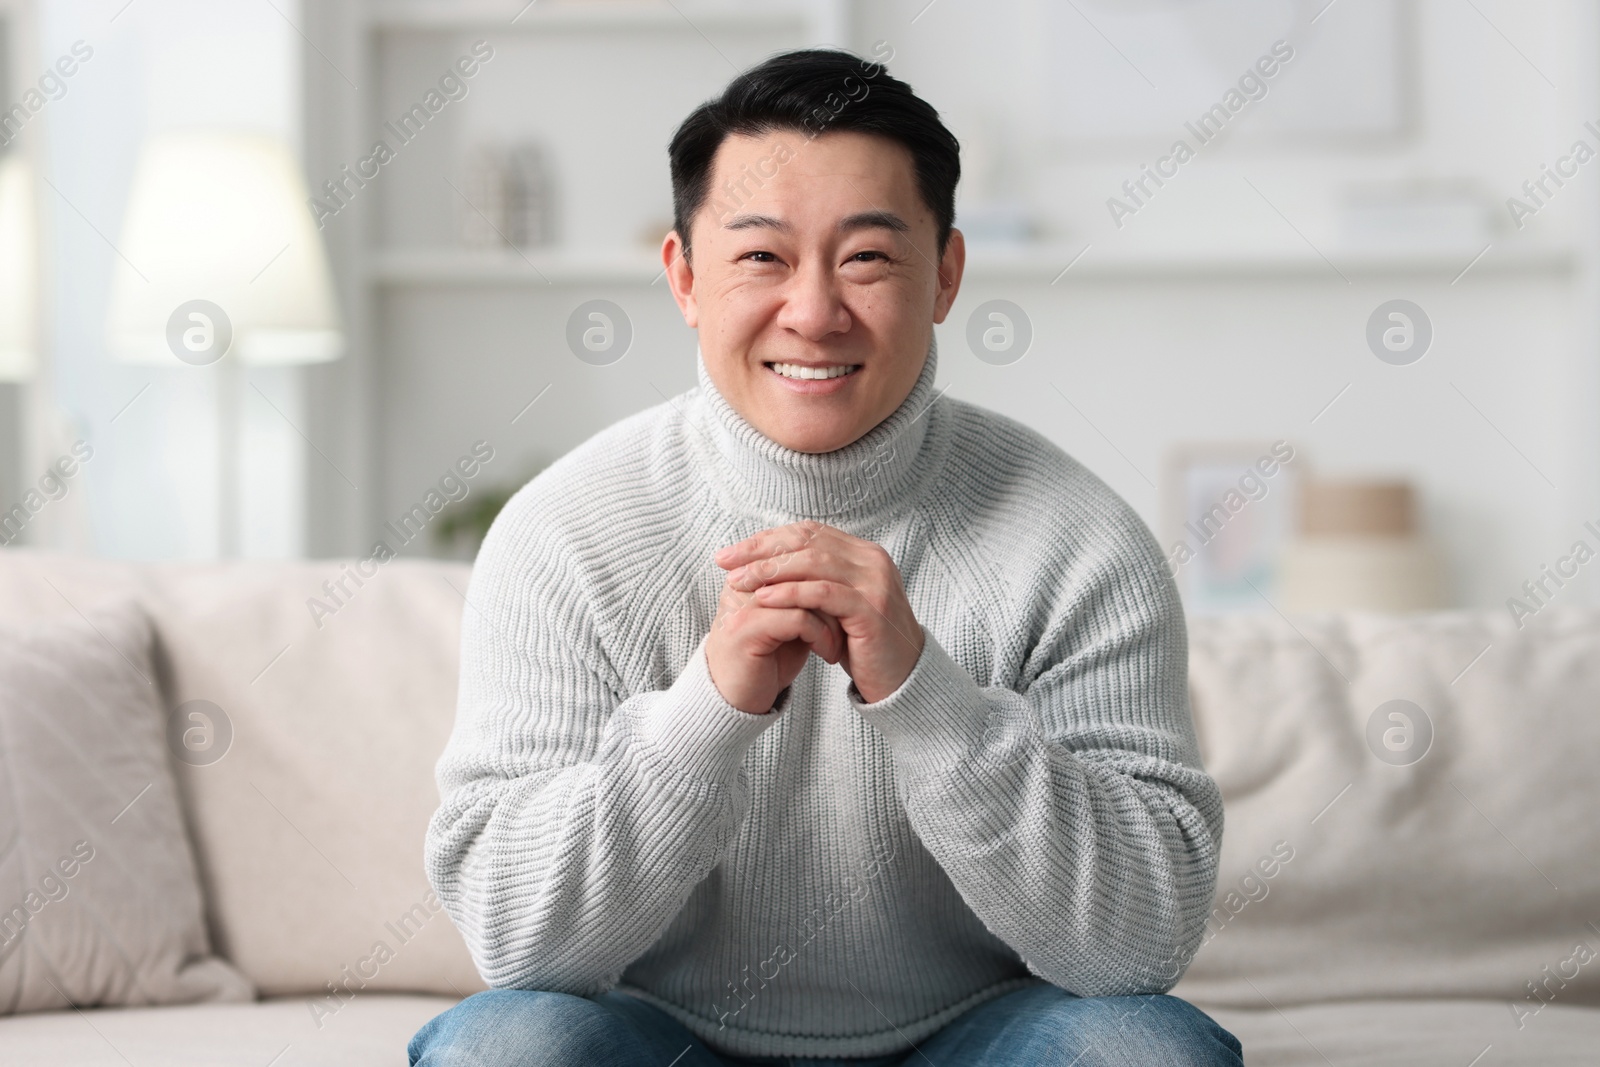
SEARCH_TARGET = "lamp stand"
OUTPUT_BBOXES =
[217,350,240,558]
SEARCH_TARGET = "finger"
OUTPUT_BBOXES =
[737,605,840,660]
[751,604,843,664]
[726,542,867,593]
[715,520,830,569]
[718,567,809,619]
[752,580,868,627]
[715,576,765,621]
[759,581,922,660]
[808,608,846,663]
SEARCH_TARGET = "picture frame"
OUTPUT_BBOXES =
[1162,440,1303,614]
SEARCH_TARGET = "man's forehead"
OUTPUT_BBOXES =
[705,131,925,236]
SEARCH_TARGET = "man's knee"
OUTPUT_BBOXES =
[409,989,635,1067]
[1020,988,1243,1066]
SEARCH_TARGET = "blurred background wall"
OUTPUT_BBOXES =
[3,0,1598,618]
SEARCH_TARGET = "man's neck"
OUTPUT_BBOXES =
[684,332,947,529]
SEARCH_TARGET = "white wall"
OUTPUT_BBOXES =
[861,0,1600,610]
[343,0,1600,612]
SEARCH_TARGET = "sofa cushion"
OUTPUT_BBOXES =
[1203,1000,1600,1067]
[0,551,485,1000]
[3,993,1595,1067]
[1173,607,1600,1012]
[0,993,456,1066]
[0,599,254,1013]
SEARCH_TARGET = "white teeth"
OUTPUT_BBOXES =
[768,362,859,380]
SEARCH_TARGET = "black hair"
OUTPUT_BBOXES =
[668,47,960,261]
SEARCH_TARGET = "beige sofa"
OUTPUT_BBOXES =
[1,549,1597,1065]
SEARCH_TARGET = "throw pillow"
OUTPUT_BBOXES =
[0,598,254,1014]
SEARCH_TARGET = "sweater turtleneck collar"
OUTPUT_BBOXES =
[684,333,947,529]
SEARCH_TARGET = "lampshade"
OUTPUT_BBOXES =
[0,154,37,382]
[106,131,343,366]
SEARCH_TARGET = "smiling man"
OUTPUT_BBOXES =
[411,49,1242,1067]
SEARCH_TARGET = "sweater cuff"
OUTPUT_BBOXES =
[619,635,790,784]
[847,626,989,783]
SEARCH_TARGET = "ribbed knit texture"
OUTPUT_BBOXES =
[425,334,1225,1058]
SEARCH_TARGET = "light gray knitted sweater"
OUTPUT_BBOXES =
[426,334,1224,1058]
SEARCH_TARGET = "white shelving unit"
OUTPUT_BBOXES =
[349,0,854,293]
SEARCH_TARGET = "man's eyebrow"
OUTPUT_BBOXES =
[720,210,910,236]
[839,210,910,236]
[723,212,790,233]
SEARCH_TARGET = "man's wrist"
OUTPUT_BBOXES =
[848,629,927,704]
[847,627,992,782]
[705,653,790,714]
[620,638,789,781]
[738,684,790,715]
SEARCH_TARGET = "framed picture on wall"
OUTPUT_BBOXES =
[1162,440,1303,614]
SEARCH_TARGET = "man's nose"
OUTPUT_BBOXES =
[777,260,853,341]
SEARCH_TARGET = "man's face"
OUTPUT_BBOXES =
[663,129,964,454]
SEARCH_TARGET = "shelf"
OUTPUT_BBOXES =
[370,1,814,32]
[962,241,1581,281]
[368,242,1584,288]
[371,247,668,285]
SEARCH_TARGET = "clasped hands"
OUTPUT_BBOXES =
[705,520,925,713]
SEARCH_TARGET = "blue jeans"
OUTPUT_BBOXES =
[408,981,1243,1066]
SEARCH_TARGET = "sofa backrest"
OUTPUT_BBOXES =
[0,550,485,1001]
[4,550,1597,1012]
[1172,607,1600,1013]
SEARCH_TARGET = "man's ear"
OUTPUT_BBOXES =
[662,229,699,328]
[930,227,966,326]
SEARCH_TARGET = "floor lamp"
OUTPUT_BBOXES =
[0,153,37,532]
[105,131,343,557]
[0,153,35,386]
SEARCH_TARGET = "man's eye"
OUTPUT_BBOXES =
[741,251,778,263]
[848,251,888,263]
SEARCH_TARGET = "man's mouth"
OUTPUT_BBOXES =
[764,362,861,381]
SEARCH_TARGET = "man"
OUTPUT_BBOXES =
[410,48,1242,1066]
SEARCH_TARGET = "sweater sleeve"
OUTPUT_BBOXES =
[846,541,1222,997]
[424,500,790,995]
